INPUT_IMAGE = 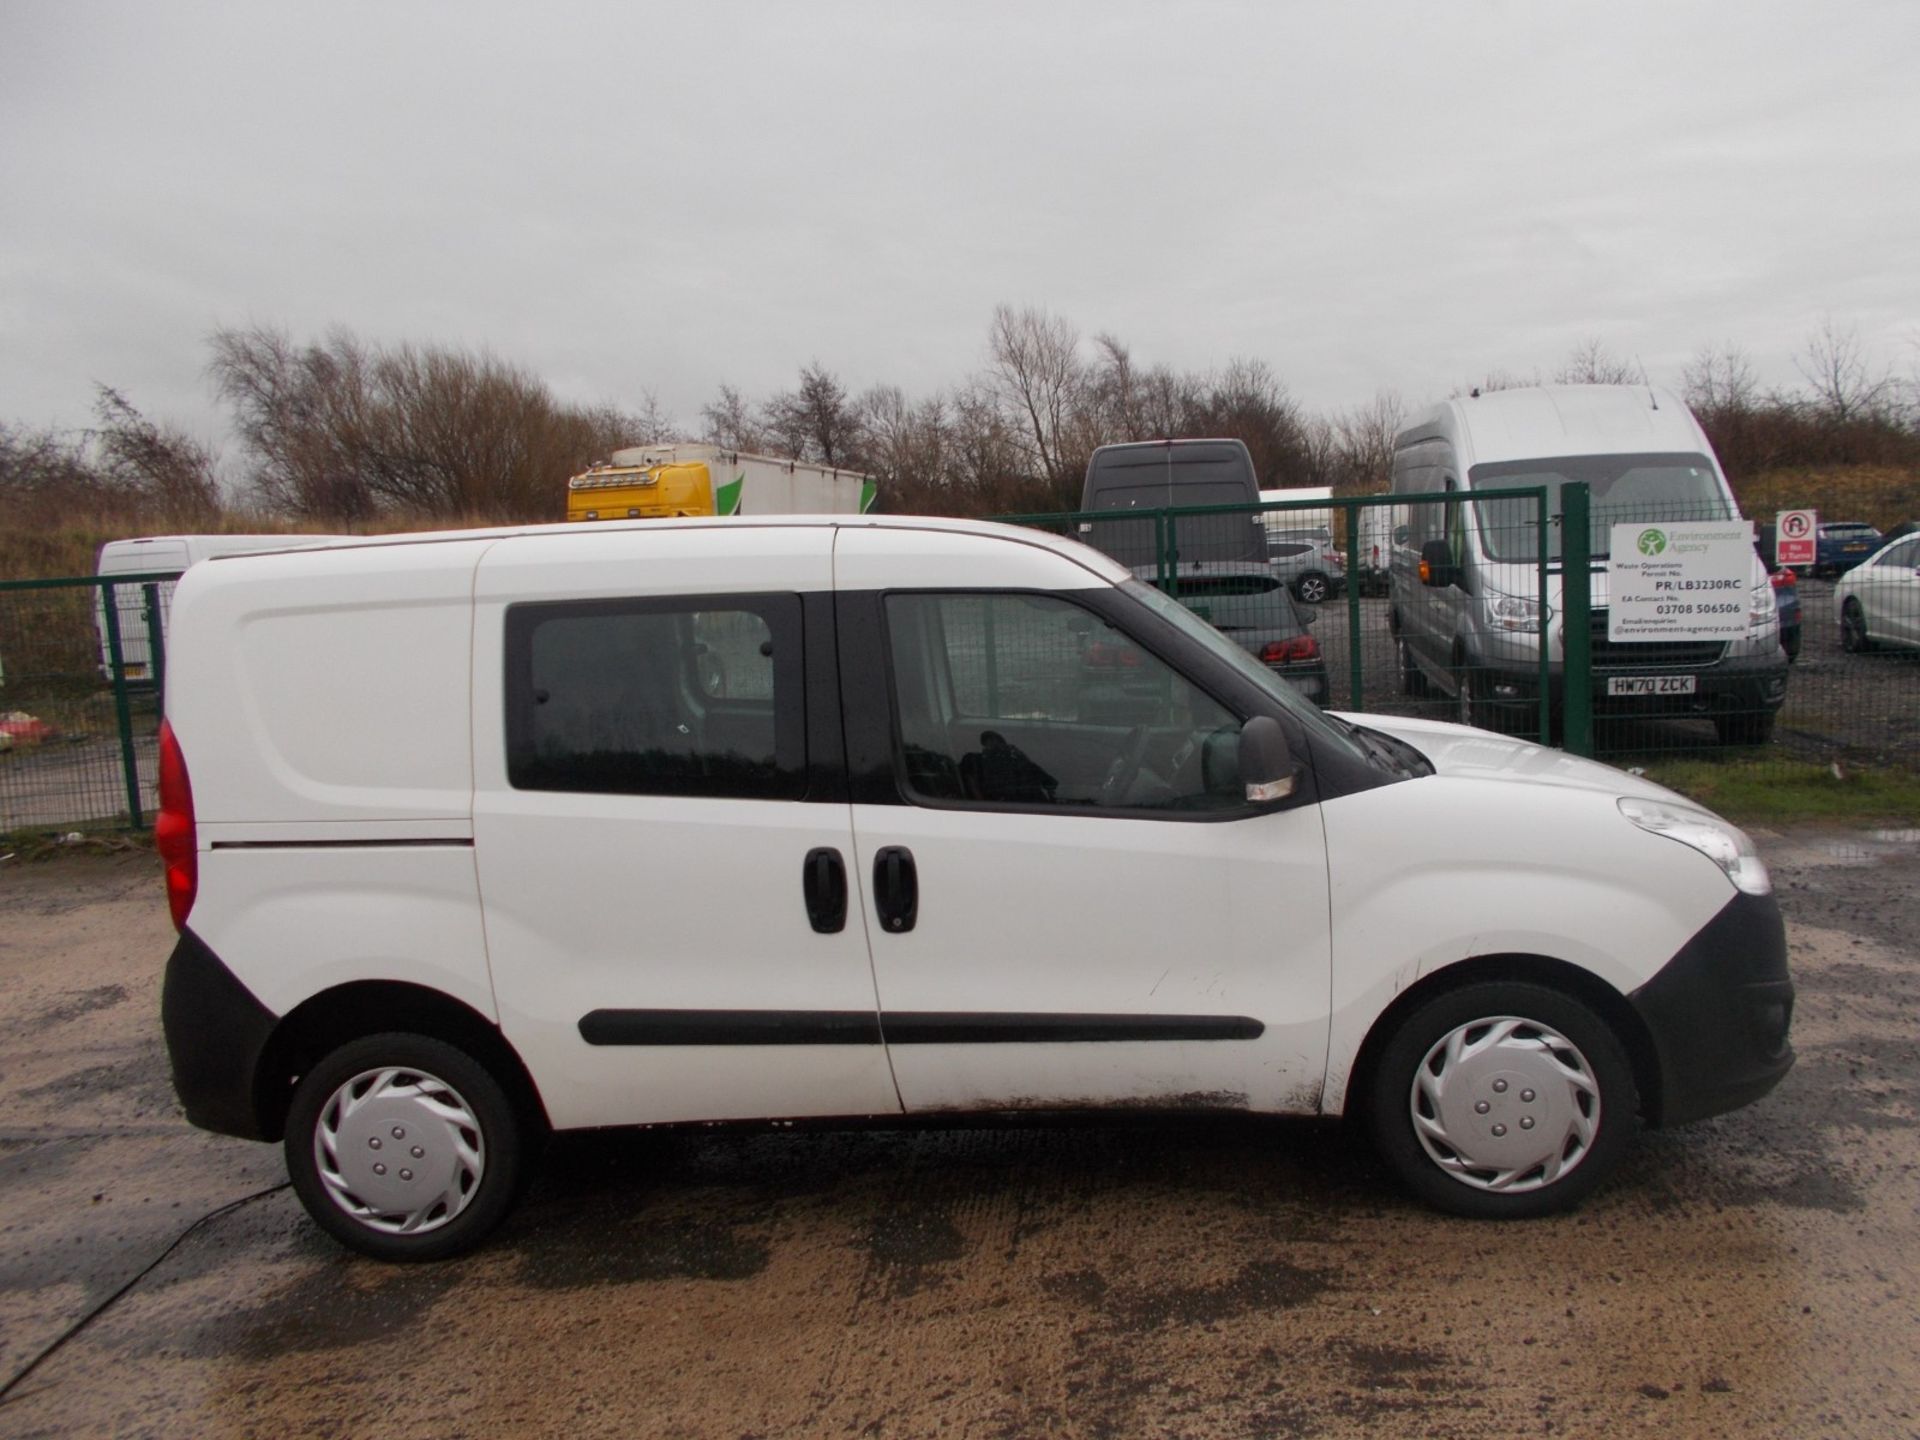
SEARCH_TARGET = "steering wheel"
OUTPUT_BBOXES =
[1097,725,1152,807]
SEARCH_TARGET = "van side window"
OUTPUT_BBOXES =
[883,592,1242,813]
[504,594,804,799]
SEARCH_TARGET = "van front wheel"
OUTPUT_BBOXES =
[285,1033,525,1261]
[1367,982,1637,1218]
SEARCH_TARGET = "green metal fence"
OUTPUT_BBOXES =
[0,571,180,833]
[3,506,1915,834]
[1003,488,1919,775]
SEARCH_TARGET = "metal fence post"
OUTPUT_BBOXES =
[1536,491,1553,744]
[142,581,167,717]
[98,579,145,827]
[1344,498,1365,709]
[1561,482,1594,757]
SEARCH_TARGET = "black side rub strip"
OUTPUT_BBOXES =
[580,1010,883,1046]
[578,1009,1264,1046]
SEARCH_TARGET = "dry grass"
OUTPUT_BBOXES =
[0,506,479,583]
[1734,465,1920,532]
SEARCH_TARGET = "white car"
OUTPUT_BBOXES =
[157,516,1794,1259]
[1836,533,1920,653]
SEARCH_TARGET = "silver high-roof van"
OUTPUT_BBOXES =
[1388,385,1788,744]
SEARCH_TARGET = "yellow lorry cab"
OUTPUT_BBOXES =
[566,444,877,522]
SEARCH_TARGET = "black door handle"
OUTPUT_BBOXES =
[872,846,918,934]
[802,847,847,934]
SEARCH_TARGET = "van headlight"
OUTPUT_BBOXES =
[1748,580,1778,636]
[1487,587,1549,632]
[1617,797,1772,895]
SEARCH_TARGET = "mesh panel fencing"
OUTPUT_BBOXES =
[0,573,178,833]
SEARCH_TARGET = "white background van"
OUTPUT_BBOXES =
[1387,385,1788,744]
[95,534,346,685]
[157,515,1794,1259]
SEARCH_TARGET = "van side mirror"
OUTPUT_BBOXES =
[1239,715,1295,804]
[1419,540,1459,589]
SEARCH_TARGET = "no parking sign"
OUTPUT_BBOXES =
[1776,509,1817,567]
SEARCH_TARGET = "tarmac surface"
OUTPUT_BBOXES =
[0,829,1916,1439]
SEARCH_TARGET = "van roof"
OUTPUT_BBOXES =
[182,514,1135,583]
[1398,385,1708,467]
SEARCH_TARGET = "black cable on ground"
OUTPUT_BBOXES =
[0,1180,292,1407]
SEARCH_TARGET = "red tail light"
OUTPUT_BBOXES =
[155,719,197,931]
[1769,569,1796,590]
[1260,635,1321,664]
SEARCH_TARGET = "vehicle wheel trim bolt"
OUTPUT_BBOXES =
[1475,1101,1490,1114]
[373,1163,387,1175]
[411,1146,424,1158]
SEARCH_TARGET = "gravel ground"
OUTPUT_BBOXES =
[1,832,1917,1439]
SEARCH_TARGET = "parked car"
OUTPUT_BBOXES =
[158,515,1793,1259]
[1812,521,1883,578]
[1266,528,1345,604]
[1836,533,1920,653]
[1141,563,1330,705]
[1754,532,1802,661]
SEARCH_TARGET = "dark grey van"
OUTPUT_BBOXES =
[1077,439,1267,570]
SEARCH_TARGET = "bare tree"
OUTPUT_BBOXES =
[1331,390,1406,493]
[1682,342,1759,420]
[1554,337,1641,386]
[208,323,635,522]
[857,384,949,512]
[700,384,766,452]
[1186,357,1308,486]
[91,386,223,524]
[987,304,1084,500]
[1794,317,1894,425]
[762,362,862,468]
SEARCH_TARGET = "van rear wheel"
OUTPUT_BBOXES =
[285,1032,525,1261]
[1368,982,1637,1218]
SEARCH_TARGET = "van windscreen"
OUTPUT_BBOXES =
[1471,452,1733,561]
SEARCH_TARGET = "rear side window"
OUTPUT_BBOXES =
[504,593,804,798]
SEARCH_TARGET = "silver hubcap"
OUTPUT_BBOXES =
[314,1066,486,1235]
[1409,1016,1600,1193]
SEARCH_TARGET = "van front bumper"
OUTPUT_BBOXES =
[1628,889,1794,1128]
[161,928,280,1141]
[1473,650,1788,723]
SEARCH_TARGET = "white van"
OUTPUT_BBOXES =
[1387,386,1788,743]
[95,534,346,686]
[157,516,1793,1259]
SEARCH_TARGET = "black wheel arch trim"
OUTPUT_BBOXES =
[163,930,549,1144]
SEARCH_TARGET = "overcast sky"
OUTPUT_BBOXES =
[3,1,1917,452]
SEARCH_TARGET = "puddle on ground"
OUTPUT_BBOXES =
[1789,829,1920,867]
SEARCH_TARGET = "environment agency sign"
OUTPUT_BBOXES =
[1607,522,1754,641]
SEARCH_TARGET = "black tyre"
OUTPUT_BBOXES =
[1396,633,1427,697]
[1294,571,1331,605]
[1840,599,1872,654]
[1366,982,1638,1219]
[1714,709,1777,746]
[285,1032,526,1261]
[1452,662,1480,729]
